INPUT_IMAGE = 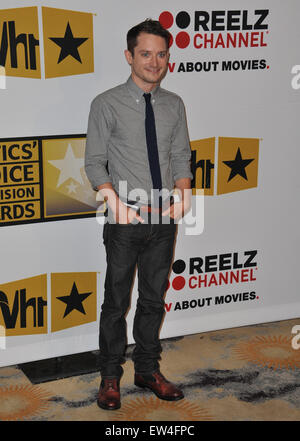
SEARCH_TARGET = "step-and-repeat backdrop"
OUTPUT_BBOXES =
[0,0,299,366]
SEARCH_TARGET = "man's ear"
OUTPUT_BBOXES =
[124,49,133,65]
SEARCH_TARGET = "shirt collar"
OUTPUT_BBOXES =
[126,76,160,103]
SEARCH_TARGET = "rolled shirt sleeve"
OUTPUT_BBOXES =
[84,97,113,190]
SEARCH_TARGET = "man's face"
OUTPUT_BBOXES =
[125,32,169,91]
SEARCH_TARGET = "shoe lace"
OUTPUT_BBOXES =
[107,379,116,390]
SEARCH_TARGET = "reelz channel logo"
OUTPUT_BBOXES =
[159,9,269,50]
[159,10,269,74]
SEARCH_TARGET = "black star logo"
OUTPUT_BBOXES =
[57,282,92,318]
[223,147,254,182]
[49,22,88,64]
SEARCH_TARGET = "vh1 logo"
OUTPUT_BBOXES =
[0,273,97,336]
[191,137,259,195]
[0,6,94,79]
[0,275,48,335]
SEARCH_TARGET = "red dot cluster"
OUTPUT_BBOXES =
[159,11,190,49]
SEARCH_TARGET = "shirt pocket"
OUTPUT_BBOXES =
[155,119,174,154]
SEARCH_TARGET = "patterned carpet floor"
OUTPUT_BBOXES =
[0,317,300,421]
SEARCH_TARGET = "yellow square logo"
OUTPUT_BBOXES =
[42,7,94,78]
[51,272,97,332]
[0,7,41,78]
[42,136,97,218]
[0,275,47,336]
[190,138,215,196]
[217,137,259,195]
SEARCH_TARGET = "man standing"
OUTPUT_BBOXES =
[85,19,192,410]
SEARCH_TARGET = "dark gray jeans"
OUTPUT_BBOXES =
[99,218,177,378]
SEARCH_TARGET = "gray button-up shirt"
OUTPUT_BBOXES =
[85,76,192,204]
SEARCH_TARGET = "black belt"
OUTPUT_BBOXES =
[127,196,174,214]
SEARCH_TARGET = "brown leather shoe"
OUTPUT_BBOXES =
[134,370,184,401]
[97,378,121,410]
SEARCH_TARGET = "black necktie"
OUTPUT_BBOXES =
[143,93,162,198]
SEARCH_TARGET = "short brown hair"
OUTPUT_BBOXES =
[127,19,171,56]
